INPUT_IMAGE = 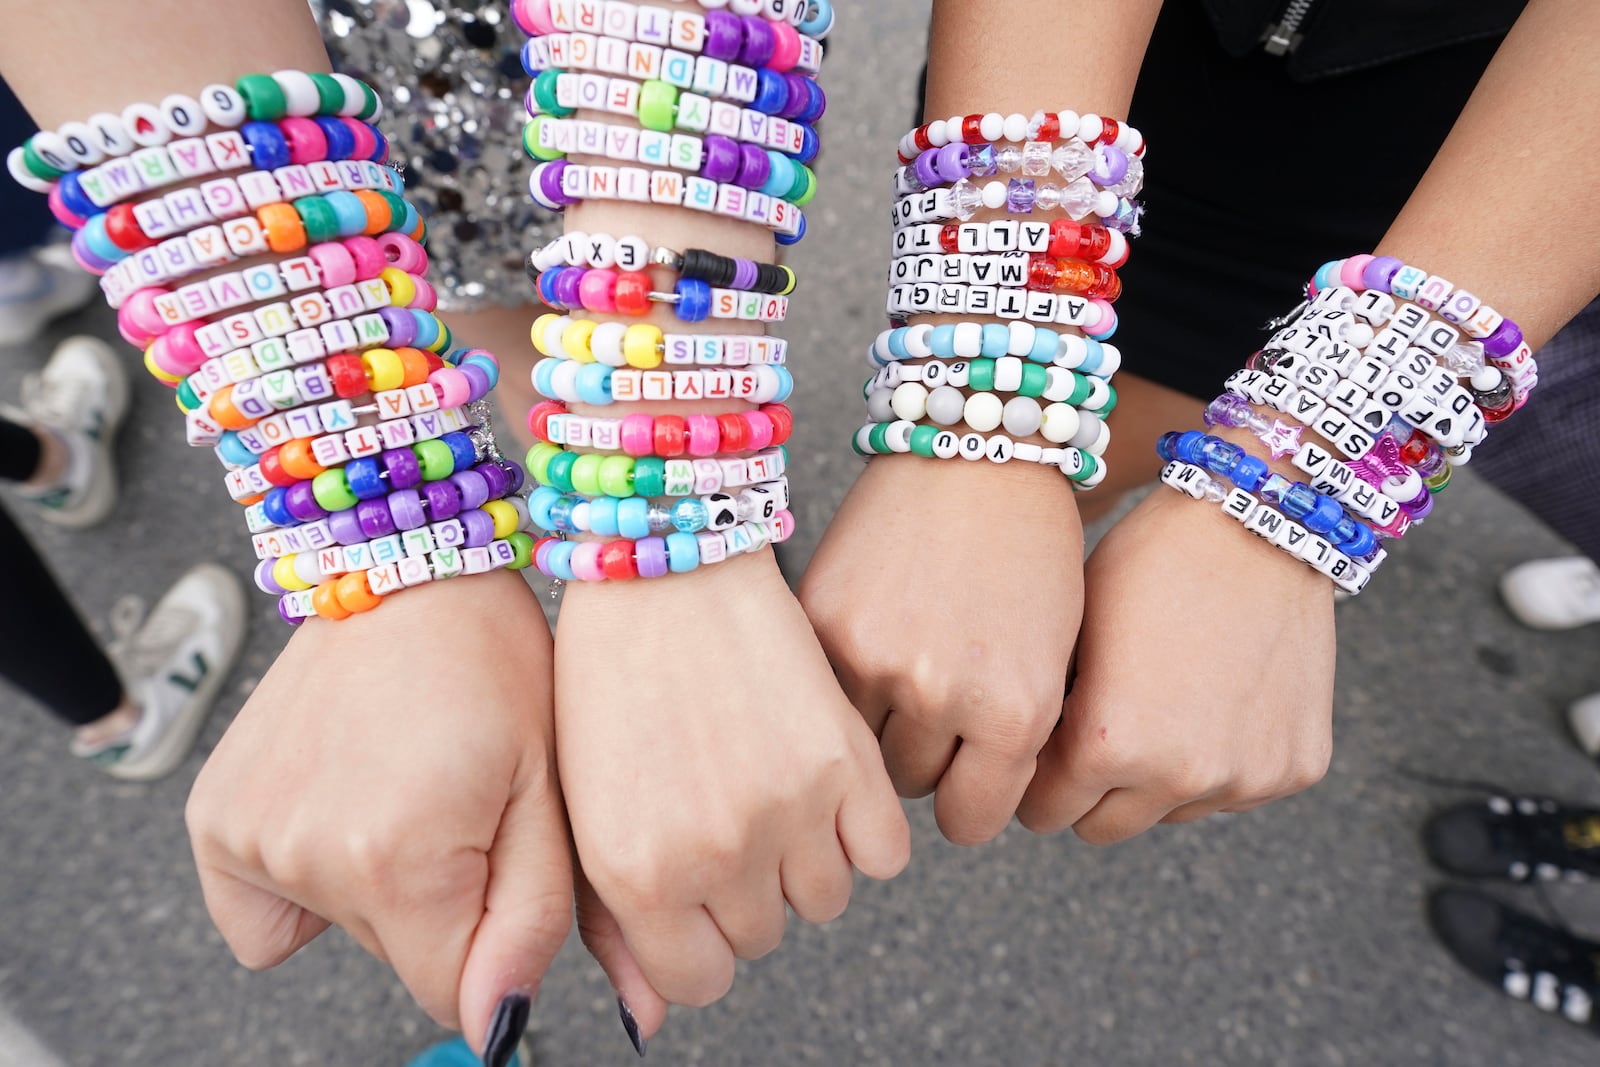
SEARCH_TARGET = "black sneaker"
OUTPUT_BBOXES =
[1423,795,1600,883]
[1427,888,1598,1031]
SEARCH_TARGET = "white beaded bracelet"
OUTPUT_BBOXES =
[853,420,1106,488]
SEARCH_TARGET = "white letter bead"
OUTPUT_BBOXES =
[1222,488,1258,524]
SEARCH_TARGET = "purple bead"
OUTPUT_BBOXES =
[1363,255,1406,292]
[702,135,741,184]
[967,143,998,177]
[329,507,365,545]
[71,230,115,273]
[378,306,417,347]
[458,362,492,401]
[935,143,970,184]
[460,508,496,547]
[541,160,571,205]
[450,468,490,510]
[388,488,425,530]
[284,481,328,523]
[422,479,462,521]
[735,144,770,189]
[382,447,421,490]
[1006,178,1036,214]
[635,536,669,579]
[1089,145,1128,186]
[505,462,525,494]
[356,498,396,538]
[913,149,943,191]
[277,599,302,626]
[1403,487,1434,521]
[737,16,776,66]
[476,461,511,499]
[778,74,811,120]
[255,559,286,595]
[731,257,757,291]
[1484,317,1524,357]
[553,267,584,308]
[535,538,556,574]
[702,11,744,60]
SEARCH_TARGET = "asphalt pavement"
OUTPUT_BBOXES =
[4,3,1600,1064]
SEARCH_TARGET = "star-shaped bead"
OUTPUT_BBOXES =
[1258,419,1304,459]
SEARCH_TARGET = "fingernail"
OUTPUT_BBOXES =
[618,995,646,1057]
[481,992,531,1067]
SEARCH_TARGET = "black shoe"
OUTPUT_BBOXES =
[1424,795,1600,883]
[1428,888,1599,1030]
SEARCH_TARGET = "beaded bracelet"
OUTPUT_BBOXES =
[867,358,1113,410]
[535,358,792,405]
[247,445,504,534]
[532,511,791,583]
[530,401,793,455]
[256,495,513,585]
[898,110,1145,164]
[526,440,786,497]
[531,233,796,295]
[864,384,1109,444]
[528,477,788,536]
[891,252,1123,301]
[887,281,1118,338]
[533,266,789,322]
[893,218,1129,269]
[852,421,1105,488]
[515,0,821,68]
[894,179,1127,227]
[868,323,1120,377]
[253,462,517,545]
[895,137,1143,199]
[528,159,807,239]
[532,314,788,366]
[198,339,447,432]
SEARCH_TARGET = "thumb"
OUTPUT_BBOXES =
[456,755,575,1065]
[576,866,668,1057]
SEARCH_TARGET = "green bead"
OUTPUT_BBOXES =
[1100,382,1118,414]
[236,74,288,120]
[175,379,200,412]
[506,531,536,570]
[378,191,409,231]
[546,450,579,493]
[414,439,455,481]
[777,264,796,296]
[523,117,563,162]
[850,431,867,457]
[778,444,789,465]
[637,80,678,132]
[309,73,346,114]
[21,141,64,180]
[533,69,573,118]
[632,457,666,498]
[570,453,605,497]
[312,469,357,512]
[1067,452,1100,483]
[357,80,381,121]
[909,425,938,458]
[1066,373,1091,406]
[598,455,635,498]
[867,422,891,455]
[433,323,453,353]
[293,196,340,243]
[1019,363,1048,398]
[968,359,995,392]
[790,165,816,207]
[526,442,559,485]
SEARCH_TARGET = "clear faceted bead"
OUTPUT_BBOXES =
[1058,177,1098,218]
[1110,154,1144,198]
[1259,473,1293,503]
[1021,140,1052,177]
[951,178,983,220]
[1444,340,1487,375]
[1051,139,1093,181]
[1202,480,1228,503]
[1245,412,1272,434]
[1034,183,1062,211]
[647,505,674,534]
[995,145,1023,174]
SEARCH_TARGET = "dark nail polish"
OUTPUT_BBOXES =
[618,996,646,1058]
[482,992,531,1067]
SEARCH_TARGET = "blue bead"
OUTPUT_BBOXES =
[617,498,651,540]
[980,324,1009,358]
[1313,261,1343,292]
[753,70,788,115]
[676,278,711,322]
[795,125,820,165]
[56,172,99,220]
[1201,440,1244,476]
[1028,328,1058,363]
[240,121,290,170]
[463,354,499,389]
[575,362,613,406]
[315,117,355,160]
[797,78,826,124]
[410,311,440,349]
[398,199,420,234]
[443,432,478,471]
[323,190,369,236]
[1173,430,1208,465]
[672,497,710,533]
[886,328,910,360]
[773,367,794,402]
[1342,523,1378,559]
[521,39,543,77]
[533,358,560,399]
[589,497,620,537]
[1077,338,1105,375]
[345,456,387,500]
[81,214,122,263]
[528,486,560,531]
[1232,455,1270,493]
[1155,431,1182,462]
[1281,484,1318,520]
[1303,495,1344,535]
[799,0,833,36]
[546,496,578,534]
[369,128,389,163]
[1331,516,1358,545]
[217,433,257,467]
[262,488,294,528]
[761,152,795,198]
[546,540,577,581]
[775,211,806,245]
[928,324,958,359]
[666,531,700,572]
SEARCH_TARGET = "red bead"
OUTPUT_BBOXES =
[1035,113,1061,142]
[938,224,960,254]
[1081,224,1112,262]
[528,401,563,440]
[104,203,154,252]
[1400,432,1432,466]
[653,415,687,457]
[1089,266,1121,302]
[1048,219,1081,258]
[600,540,637,581]
[1027,256,1059,292]
[716,412,750,452]
[613,271,652,316]
[912,125,934,151]
[764,404,793,445]
[326,354,368,398]
[1096,117,1120,146]
[258,447,298,488]
[961,115,985,144]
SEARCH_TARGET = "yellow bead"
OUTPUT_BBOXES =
[623,323,664,369]
[362,348,405,391]
[273,554,314,592]
[482,498,518,539]
[561,318,598,363]
[379,266,416,308]
[531,313,562,356]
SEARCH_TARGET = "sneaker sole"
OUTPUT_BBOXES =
[105,565,247,781]
[32,337,130,530]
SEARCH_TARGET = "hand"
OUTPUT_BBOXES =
[186,573,572,1061]
[1017,485,1336,842]
[556,552,909,1044]
[800,455,1085,845]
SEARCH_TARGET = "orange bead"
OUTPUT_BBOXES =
[312,581,352,621]
[335,571,383,613]
[353,190,391,235]
[278,438,325,480]
[208,385,254,430]
[394,345,431,386]
[258,202,307,254]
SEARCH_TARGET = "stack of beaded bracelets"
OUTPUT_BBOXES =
[1155,253,1538,595]
[511,2,830,583]
[856,108,1146,489]
[9,71,537,622]
[514,0,832,243]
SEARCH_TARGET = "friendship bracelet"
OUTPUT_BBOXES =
[866,358,1113,410]
[852,421,1105,488]
[887,280,1118,337]
[890,252,1122,301]
[529,401,793,456]
[528,477,788,536]
[532,512,792,582]
[895,179,1126,227]
[899,110,1145,164]
[531,232,796,294]
[256,491,518,578]
[528,159,807,238]
[515,0,821,67]
[525,440,786,497]
[533,266,789,322]
[868,323,1120,377]
[532,314,787,366]
[245,448,507,533]
[893,218,1128,268]
[895,137,1143,199]
[246,438,497,528]
[534,358,792,405]
[864,384,1110,446]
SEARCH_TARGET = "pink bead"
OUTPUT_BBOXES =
[1340,255,1375,291]
[569,541,606,582]
[620,413,655,457]
[279,117,329,166]
[512,0,556,35]
[772,509,795,543]
[162,323,208,375]
[308,242,357,287]
[685,414,721,456]
[768,21,802,71]
[429,366,472,408]
[119,288,168,340]
[1086,300,1117,340]
[578,269,619,314]
[741,411,773,451]
[47,183,85,228]
[344,236,387,279]
[376,232,427,273]
[409,276,437,311]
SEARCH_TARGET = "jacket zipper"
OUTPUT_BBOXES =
[1261,0,1317,55]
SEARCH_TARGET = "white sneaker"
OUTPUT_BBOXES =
[72,563,247,781]
[8,335,128,528]
[0,242,100,347]
[1570,692,1600,760]
[1499,557,1600,631]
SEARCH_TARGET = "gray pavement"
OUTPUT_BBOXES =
[4,4,1600,1064]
